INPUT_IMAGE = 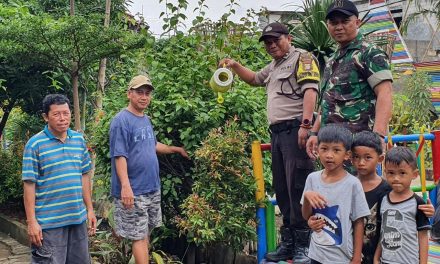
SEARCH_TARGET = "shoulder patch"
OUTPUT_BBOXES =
[297,52,320,84]
[300,52,313,71]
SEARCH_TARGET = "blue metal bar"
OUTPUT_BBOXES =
[385,133,435,143]
[269,198,277,205]
[429,187,437,224]
[256,207,267,263]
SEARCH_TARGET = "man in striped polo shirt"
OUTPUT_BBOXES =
[22,94,96,263]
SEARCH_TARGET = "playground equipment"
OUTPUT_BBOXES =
[209,67,233,104]
[251,131,440,264]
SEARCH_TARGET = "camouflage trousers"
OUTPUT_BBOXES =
[114,191,163,240]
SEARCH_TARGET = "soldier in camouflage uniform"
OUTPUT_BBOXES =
[220,22,320,263]
[306,0,393,159]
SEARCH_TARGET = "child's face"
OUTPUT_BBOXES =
[318,142,351,171]
[352,146,383,178]
[384,161,418,193]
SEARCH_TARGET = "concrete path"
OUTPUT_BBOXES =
[0,231,30,264]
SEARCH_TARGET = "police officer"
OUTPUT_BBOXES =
[306,0,393,159]
[220,22,320,263]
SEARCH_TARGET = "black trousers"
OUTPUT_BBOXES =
[270,122,314,229]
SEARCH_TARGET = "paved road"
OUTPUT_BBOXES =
[0,231,30,264]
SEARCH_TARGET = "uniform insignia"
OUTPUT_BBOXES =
[300,53,313,71]
[335,0,343,7]
[297,52,320,84]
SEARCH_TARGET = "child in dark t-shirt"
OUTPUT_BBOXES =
[374,147,431,264]
[351,132,433,264]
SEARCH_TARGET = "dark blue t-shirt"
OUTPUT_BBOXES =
[110,109,160,198]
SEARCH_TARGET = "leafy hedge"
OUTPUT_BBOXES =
[92,27,272,245]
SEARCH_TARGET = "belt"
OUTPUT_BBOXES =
[269,119,300,134]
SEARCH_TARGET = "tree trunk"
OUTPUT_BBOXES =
[70,0,81,131]
[0,99,16,139]
[81,89,86,131]
[72,69,81,131]
[96,0,111,111]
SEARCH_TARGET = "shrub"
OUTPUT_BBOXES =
[0,149,23,203]
[176,121,257,250]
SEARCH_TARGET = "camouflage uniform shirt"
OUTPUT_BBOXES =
[320,33,393,132]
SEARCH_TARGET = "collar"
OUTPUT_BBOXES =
[44,125,72,140]
[335,33,363,59]
[274,46,296,64]
[282,46,296,59]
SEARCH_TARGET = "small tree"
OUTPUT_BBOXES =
[176,121,257,251]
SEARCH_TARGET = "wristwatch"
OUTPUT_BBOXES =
[307,131,318,137]
[302,119,310,126]
[300,119,312,129]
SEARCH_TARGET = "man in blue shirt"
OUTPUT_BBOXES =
[110,74,189,264]
[22,94,96,263]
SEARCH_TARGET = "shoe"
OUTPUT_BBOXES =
[265,226,294,262]
[292,228,311,264]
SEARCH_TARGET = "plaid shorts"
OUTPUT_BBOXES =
[114,191,162,240]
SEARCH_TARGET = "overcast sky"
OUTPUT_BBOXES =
[128,0,303,36]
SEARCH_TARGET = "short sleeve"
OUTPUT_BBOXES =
[21,140,39,182]
[300,173,314,205]
[296,52,320,93]
[109,117,129,159]
[362,47,393,88]
[351,179,371,221]
[254,63,272,86]
[415,195,432,231]
[81,138,92,174]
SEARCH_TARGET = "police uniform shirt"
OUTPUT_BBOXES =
[253,46,319,125]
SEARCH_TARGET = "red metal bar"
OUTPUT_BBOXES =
[432,130,440,183]
[260,143,271,152]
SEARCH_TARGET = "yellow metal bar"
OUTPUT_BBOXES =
[252,140,265,204]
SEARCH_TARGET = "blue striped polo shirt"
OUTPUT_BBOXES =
[22,125,92,230]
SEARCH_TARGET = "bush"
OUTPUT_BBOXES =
[0,148,23,203]
[176,121,257,250]
[0,109,43,204]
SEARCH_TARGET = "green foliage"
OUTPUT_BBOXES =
[0,0,148,134]
[92,14,271,253]
[176,121,256,250]
[287,0,335,68]
[89,220,133,264]
[390,71,436,135]
[0,109,43,204]
[0,148,22,203]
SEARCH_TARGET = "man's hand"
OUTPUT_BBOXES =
[121,185,134,209]
[175,147,190,159]
[304,191,327,209]
[87,210,97,236]
[27,220,43,247]
[350,258,362,264]
[306,135,318,160]
[298,127,308,149]
[419,198,435,218]
[218,58,237,69]
[308,215,325,232]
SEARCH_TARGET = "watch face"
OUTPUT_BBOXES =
[303,119,310,125]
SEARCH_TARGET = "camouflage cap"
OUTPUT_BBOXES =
[127,74,154,91]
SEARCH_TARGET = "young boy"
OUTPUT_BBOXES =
[351,131,391,264]
[374,147,431,264]
[302,124,370,264]
[351,131,434,264]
